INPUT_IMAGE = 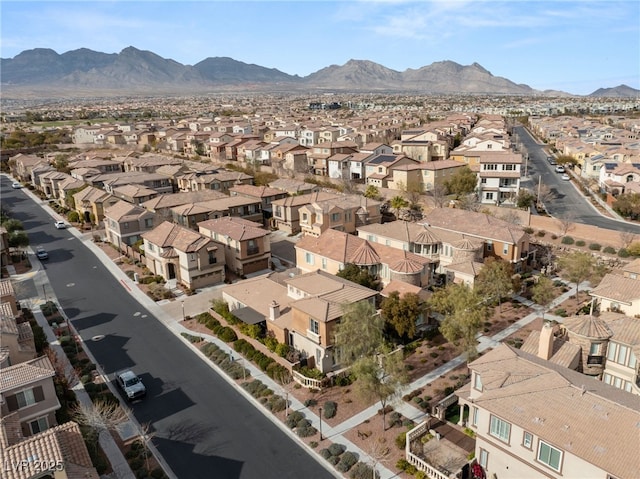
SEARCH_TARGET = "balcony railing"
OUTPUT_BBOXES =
[587,355,604,365]
[306,330,321,344]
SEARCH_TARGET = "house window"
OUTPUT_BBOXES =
[473,372,483,391]
[208,251,217,264]
[316,348,322,364]
[503,244,509,255]
[385,239,391,246]
[607,343,617,361]
[302,213,308,223]
[305,252,314,265]
[16,389,36,409]
[489,415,511,443]
[485,192,494,200]
[589,343,600,355]
[331,213,341,222]
[309,318,319,334]
[504,164,515,170]
[247,239,258,255]
[378,167,383,173]
[486,241,493,251]
[537,441,562,472]
[123,222,129,229]
[479,449,488,468]
[616,344,628,365]
[481,178,487,184]
[523,431,533,449]
[321,258,327,270]
[144,218,153,228]
[148,244,155,252]
[629,350,637,369]
[29,416,49,434]
[472,407,478,426]
[484,164,497,170]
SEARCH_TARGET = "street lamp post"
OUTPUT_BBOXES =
[319,407,323,441]
[181,301,185,321]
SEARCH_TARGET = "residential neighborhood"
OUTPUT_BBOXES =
[2,93,640,479]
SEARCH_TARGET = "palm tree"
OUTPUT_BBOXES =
[389,195,408,220]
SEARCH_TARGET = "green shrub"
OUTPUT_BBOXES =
[275,343,290,358]
[328,456,340,466]
[263,336,278,351]
[575,240,585,246]
[320,448,332,460]
[561,236,574,245]
[350,462,378,479]
[218,327,238,343]
[628,242,640,256]
[536,230,546,237]
[395,431,407,449]
[309,441,319,449]
[603,246,616,254]
[67,211,80,223]
[523,227,534,234]
[618,248,630,258]
[180,332,203,343]
[267,395,287,413]
[286,411,305,429]
[40,301,58,316]
[589,243,601,251]
[396,459,410,471]
[323,401,337,419]
[551,234,558,239]
[328,443,346,456]
[296,424,317,438]
[304,398,318,407]
[554,308,567,317]
[336,451,358,473]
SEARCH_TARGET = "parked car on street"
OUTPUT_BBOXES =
[561,173,571,181]
[555,165,565,173]
[11,182,22,189]
[116,370,146,401]
[35,246,49,260]
[54,220,67,229]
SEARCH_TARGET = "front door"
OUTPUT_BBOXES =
[167,263,176,279]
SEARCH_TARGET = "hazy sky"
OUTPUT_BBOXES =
[2,0,639,95]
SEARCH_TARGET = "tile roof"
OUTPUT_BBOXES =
[142,221,211,253]
[0,356,55,392]
[296,229,432,269]
[468,345,640,479]
[590,273,640,304]
[271,191,340,207]
[623,258,640,275]
[562,314,613,339]
[141,190,227,211]
[358,220,463,245]
[198,216,269,241]
[520,330,582,369]
[2,421,99,479]
[104,200,149,222]
[230,184,284,198]
[422,207,526,244]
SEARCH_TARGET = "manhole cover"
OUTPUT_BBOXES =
[91,335,105,341]
[133,312,141,317]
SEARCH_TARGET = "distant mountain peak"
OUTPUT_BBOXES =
[1,46,630,98]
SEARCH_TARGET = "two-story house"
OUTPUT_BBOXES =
[295,229,433,288]
[229,184,289,225]
[222,270,378,373]
[271,191,341,234]
[170,196,263,230]
[104,200,156,248]
[453,344,639,479]
[0,356,60,438]
[477,153,523,205]
[198,216,271,277]
[589,258,640,316]
[1,420,99,479]
[142,221,225,289]
[387,159,464,193]
[142,190,228,223]
[73,185,119,225]
[365,154,418,189]
[298,195,383,237]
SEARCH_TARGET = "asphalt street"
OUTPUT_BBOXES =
[514,125,640,234]
[1,176,335,479]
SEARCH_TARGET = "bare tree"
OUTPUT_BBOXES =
[557,212,576,236]
[45,347,79,388]
[71,399,130,453]
[137,422,156,472]
[429,183,449,208]
[360,433,391,479]
[499,210,523,225]
[619,230,636,249]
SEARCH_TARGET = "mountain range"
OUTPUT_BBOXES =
[1,46,638,98]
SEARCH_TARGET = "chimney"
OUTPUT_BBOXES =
[269,300,280,321]
[538,321,554,360]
